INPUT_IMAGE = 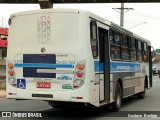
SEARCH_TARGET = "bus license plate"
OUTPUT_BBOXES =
[37,82,51,88]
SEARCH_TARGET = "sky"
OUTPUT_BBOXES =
[0,3,160,49]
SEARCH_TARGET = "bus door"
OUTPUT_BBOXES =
[148,45,152,88]
[98,27,110,102]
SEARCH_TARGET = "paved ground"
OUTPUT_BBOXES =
[0,75,160,120]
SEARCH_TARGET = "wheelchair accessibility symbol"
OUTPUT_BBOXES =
[17,79,26,89]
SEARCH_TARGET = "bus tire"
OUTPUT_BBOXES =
[112,82,122,112]
[137,84,146,99]
[49,102,67,109]
[51,104,63,108]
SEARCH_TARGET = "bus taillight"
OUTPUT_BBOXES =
[9,70,14,76]
[77,65,84,70]
[8,62,16,87]
[73,85,79,89]
[8,63,13,69]
[73,60,85,89]
[73,79,84,88]
[9,77,16,84]
[76,72,83,78]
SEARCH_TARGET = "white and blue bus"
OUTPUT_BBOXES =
[6,9,152,111]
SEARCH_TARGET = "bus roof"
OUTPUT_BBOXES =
[10,8,84,17]
[10,8,151,46]
[89,11,151,45]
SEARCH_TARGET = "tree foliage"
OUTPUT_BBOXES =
[152,50,156,58]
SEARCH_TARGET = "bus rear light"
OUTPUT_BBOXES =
[8,62,16,87]
[9,77,15,83]
[8,77,16,87]
[8,92,16,95]
[8,63,13,69]
[77,72,83,78]
[73,79,83,87]
[71,96,83,99]
[12,84,16,87]
[9,93,13,95]
[77,65,84,70]
[9,71,14,76]
[73,60,85,89]
[73,85,79,89]
[77,97,83,99]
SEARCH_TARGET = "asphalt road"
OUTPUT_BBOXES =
[1,75,160,120]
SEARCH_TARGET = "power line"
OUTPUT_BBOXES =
[130,9,160,20]
[128,22,147,30]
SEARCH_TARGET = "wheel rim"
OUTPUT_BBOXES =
[116,94,121,107]
[116,86,122,107]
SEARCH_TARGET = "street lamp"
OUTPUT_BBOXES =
[128,22,147,30]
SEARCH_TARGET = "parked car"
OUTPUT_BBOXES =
[152,67,159,75]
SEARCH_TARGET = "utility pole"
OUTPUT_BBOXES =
[112,3,133,27]
[120,3,124,27]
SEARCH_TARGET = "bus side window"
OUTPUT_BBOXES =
[110,45,121,60]
[99,28,104,63]
[109,30,114,44]
[110,30,121,60]
[137,40,143,62]
[114,31,121,45]
[135,39,138,61]
[98,28,108,63]
[143,42,148,62]
[130,37,136,61]
[90,20,98,59]
[121,34,130,61]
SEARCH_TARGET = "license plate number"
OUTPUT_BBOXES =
[37,82,51,88]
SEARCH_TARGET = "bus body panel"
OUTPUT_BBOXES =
[7,9,91,104]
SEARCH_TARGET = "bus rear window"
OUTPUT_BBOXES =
[13,13,78,46]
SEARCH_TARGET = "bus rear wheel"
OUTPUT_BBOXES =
[137,83,146,99]
[112,82,122,112]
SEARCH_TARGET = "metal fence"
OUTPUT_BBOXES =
[0,80,6,90]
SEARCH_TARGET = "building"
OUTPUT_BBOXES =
[0,27,8,80]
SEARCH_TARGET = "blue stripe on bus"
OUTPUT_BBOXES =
[94,61,141,72]
[94,61,104,72]
[14,63,73,68]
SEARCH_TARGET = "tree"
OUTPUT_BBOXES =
[152,50,156,59]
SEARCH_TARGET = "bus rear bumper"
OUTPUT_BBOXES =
[14,89,72,101]
[7,84,90,103]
